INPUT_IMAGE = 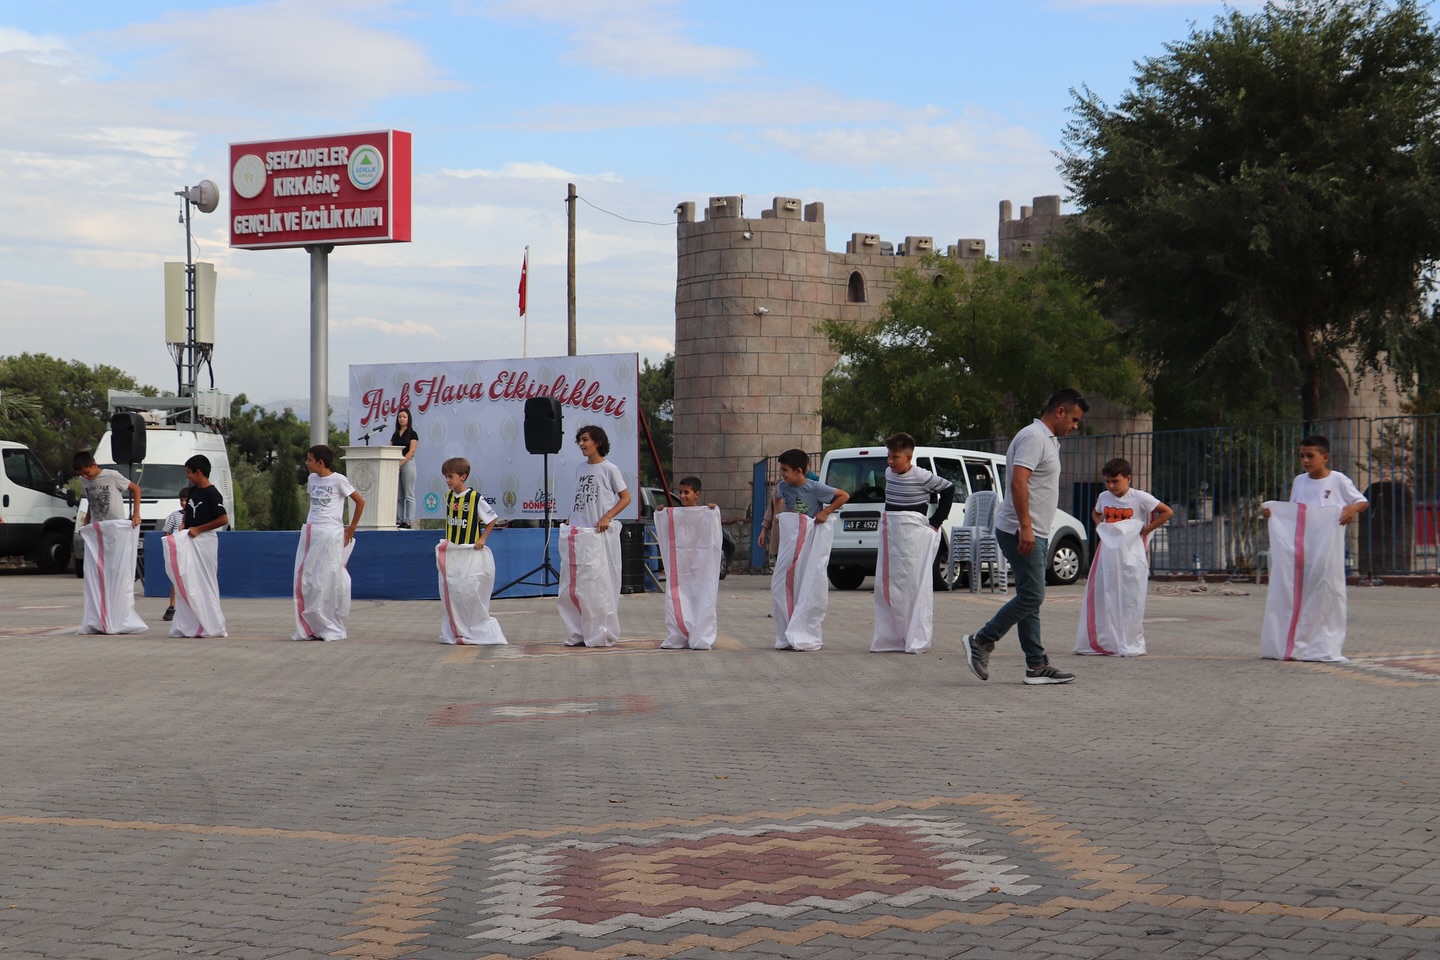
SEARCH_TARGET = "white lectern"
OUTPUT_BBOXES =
[341,444,403,530]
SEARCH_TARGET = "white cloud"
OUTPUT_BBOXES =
[101,1,455,111]
[332,316,440,336]
[754,114,1053,173]
[0,26,74,66]
[514,85,940,133]
[68,127,196,160]
[602,332,675,354]
[438,161,624,183]
[472,0,755,79]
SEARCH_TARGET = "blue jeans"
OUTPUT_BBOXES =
[975,528,1049,667]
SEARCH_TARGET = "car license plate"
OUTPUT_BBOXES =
[844,518,878,531]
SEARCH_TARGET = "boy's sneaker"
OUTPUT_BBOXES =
[962,634,990,681]
[162,606,175,622]
[1023,663,1076,685]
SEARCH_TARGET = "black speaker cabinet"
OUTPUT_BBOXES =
[523,396,564,455]
[109,412,147,463]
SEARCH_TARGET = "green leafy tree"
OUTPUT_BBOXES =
[270,459,304,530]
[638,355,674,487]
[1060,0,1440,427]
[819,255,1146,442]
[224,395,322,529]
[0,388,42,426]
[0,353,157,471]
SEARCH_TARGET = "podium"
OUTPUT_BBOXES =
[341,444,402,530]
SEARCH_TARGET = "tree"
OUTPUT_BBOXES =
[638,355,674,487]
[224,395,322,530]
[0,353,157,471]
[819,255,1146,442]
[1060,0,1440,427]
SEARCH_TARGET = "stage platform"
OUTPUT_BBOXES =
[142,528,575,600]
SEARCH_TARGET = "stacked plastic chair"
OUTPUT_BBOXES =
[945,490,1007,593]
[945,496,981,589]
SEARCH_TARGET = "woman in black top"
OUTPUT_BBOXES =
[392,407,419,528]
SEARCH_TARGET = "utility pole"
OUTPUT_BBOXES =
[566,182,577,356]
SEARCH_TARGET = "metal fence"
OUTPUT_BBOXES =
[964,414,1440,578]
[744,416,1440,577]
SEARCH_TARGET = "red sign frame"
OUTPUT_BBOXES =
[228,130,412,250]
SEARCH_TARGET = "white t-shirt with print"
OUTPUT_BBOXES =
[306,472,357,526]
[571,459,627,528]
[82,469,133,522]
[1289,471,1366,510]
[1094,488,1162,525]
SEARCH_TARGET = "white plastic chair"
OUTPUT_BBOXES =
[945,490,1007,593]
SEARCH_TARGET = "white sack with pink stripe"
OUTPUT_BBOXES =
[163,530,227,638]
[77,519,147,635]
[435,541,507,645]
[771,512,834,651]
[291,524,355,641]
[557,523,622,647]
[1074,518,1148,657]
[654,506,722,650]
[1260,501,1348,662]
[870,511,940,654]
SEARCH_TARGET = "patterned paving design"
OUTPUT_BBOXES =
[465,816,1038,944]
[400,795,1160,959]
[1341,653,1440,682]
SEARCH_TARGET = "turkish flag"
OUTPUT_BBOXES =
[518,249,528,317]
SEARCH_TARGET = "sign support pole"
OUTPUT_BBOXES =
[307,244,334,446]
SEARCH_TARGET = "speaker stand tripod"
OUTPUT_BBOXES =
[498,451,561,597]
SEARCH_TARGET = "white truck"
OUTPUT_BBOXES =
[0,440,76,573]
[71,397,234,578]
[819,444,1089,591]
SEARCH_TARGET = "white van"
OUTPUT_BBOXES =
[819,445,1088,591]
[0,440,76,573]
[72,424,234,577]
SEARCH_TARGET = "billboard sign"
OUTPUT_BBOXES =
[229,130,412,250]
[348,354,641,523]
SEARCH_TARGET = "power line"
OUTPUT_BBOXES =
[573,194,671,227]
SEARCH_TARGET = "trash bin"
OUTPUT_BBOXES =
[620,522,646,594]
[1359,481,1414,576]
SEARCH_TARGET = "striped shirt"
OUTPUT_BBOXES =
[885,464,955,527]
[162,509,185,535]
[446,488,498,545]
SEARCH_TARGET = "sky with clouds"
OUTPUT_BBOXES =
[0,0,1270,406]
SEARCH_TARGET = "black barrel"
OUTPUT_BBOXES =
[1360,481,1414,576]
[619,522,646,594]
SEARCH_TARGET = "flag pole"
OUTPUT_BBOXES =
[520,245,529,358]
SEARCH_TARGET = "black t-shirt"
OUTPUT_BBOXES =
[393,427,419,451]
[185,484,227,528]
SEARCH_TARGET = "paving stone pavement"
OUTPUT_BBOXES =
[0,566,1437,960]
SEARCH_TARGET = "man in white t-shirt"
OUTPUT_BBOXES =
[962,389,1088,685]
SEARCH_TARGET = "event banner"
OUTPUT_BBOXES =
[348,354,641,523]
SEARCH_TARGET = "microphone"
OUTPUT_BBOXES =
[360,420,388,445]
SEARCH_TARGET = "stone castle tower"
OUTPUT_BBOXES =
[671,193,1005,522]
